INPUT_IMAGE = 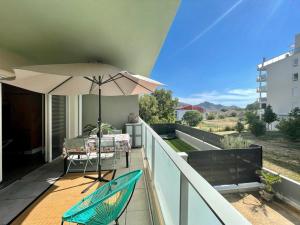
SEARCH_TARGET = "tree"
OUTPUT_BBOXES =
[246,101,260,111]
[245,111,259,125]
[235,121,244,133]
[152,89,178,123]
[249,119,266,136]
[263,105,277,130]
[276,107,300,141]
[183,110,203,127]
[139,89,178,124]
[139,95,159,124]
[207,113,215,120]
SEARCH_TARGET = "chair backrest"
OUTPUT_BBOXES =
[64,137,86,151]
[63,170,143,224]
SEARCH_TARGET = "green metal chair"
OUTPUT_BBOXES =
[62,170,143,225]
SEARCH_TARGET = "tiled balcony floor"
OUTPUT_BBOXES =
[0,149,151,225]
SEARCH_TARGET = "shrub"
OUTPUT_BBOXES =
[235,121,244,133]
[221,135,252,149]
[276,107,300,141]
[224,126,233,131]
[249,119,266,136]
[230,111,237,117]
[218,114,225,119]
[183,110,203,127]
[207,113,215,120]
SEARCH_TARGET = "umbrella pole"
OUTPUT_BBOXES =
[83,77,113,194]
[98,81,102,180]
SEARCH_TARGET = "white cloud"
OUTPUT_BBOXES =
[178,88,257,107]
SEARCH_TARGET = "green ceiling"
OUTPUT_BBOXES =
[0,0,179,76]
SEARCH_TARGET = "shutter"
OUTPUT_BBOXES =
[52,95,66,159]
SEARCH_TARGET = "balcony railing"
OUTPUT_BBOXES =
[140,118,250,225]
[256,74,267,82]
[257,85,267,93]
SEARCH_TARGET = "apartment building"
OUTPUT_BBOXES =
[257,33,300,118]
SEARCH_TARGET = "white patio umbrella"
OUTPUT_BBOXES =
[1,63,162,186]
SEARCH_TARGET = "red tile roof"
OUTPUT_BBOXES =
[177,105,205,112]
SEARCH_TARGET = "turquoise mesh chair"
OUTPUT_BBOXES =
[62,170,143,225]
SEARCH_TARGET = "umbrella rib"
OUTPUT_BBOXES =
[89,76,96,94]
[84,76,99,85]
[109,75,126,95]
[101,73,122,85]
[48,76,73,94]
[121,74,153,93]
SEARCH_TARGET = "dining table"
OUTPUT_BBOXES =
[87,133,131,168]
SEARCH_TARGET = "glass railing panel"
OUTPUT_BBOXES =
[154,141,180,225]
[146,129,152,169]
[188,184,222,225]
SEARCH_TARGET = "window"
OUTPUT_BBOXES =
[293,58,298,66]
[293,73,298,81]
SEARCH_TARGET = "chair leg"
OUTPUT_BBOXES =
[115,219,119,225]
[61,221,64,225]
[83,156,89,174]
[66,157,73,174]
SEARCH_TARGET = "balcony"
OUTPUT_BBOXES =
[257,85,267,93]
[256,74,267,82]
[0,118,251,225]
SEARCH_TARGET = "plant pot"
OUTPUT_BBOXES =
[259,190,274,201]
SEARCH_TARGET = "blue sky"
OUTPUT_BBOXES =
[151,0,300,107]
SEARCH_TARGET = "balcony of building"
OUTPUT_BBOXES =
[256,74,267,82]
[257,85,267,93]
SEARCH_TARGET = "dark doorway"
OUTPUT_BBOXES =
[51,95,66,160]
[1,84,45,188]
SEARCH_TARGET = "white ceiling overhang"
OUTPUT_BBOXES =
[0,0,180,77]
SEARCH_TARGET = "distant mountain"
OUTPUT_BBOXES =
[197,101,241,112]
[178,101,241,112]
[178,102,189,107]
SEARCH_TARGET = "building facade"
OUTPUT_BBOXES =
[257,33,300,118]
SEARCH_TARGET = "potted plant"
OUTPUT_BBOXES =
[256,170,281,201]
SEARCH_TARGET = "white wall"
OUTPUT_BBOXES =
[175,130,220,151]
[82,95,139,130]
[265,52,300,115]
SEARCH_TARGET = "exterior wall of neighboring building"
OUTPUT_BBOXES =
[82,95,139,130]
[264,53,300,115]
[176,109,188,120]
[258,34,300,116]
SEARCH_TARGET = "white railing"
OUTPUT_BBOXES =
[257,85,267,93]
[140,118,250,225]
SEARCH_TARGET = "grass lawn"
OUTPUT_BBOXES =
[198,117,241,132]
[235,131,300,182]
[165,138,195,153]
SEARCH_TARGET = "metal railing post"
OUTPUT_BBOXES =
[180,172,189,225]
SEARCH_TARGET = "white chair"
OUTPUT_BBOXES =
[64,137,94,174]
[99,136,117,170]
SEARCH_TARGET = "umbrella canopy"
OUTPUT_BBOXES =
[1,63,162,96]
[1,62,162,184]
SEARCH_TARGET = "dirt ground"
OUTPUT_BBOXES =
[239,132,300,182]
[224,192,300,225]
